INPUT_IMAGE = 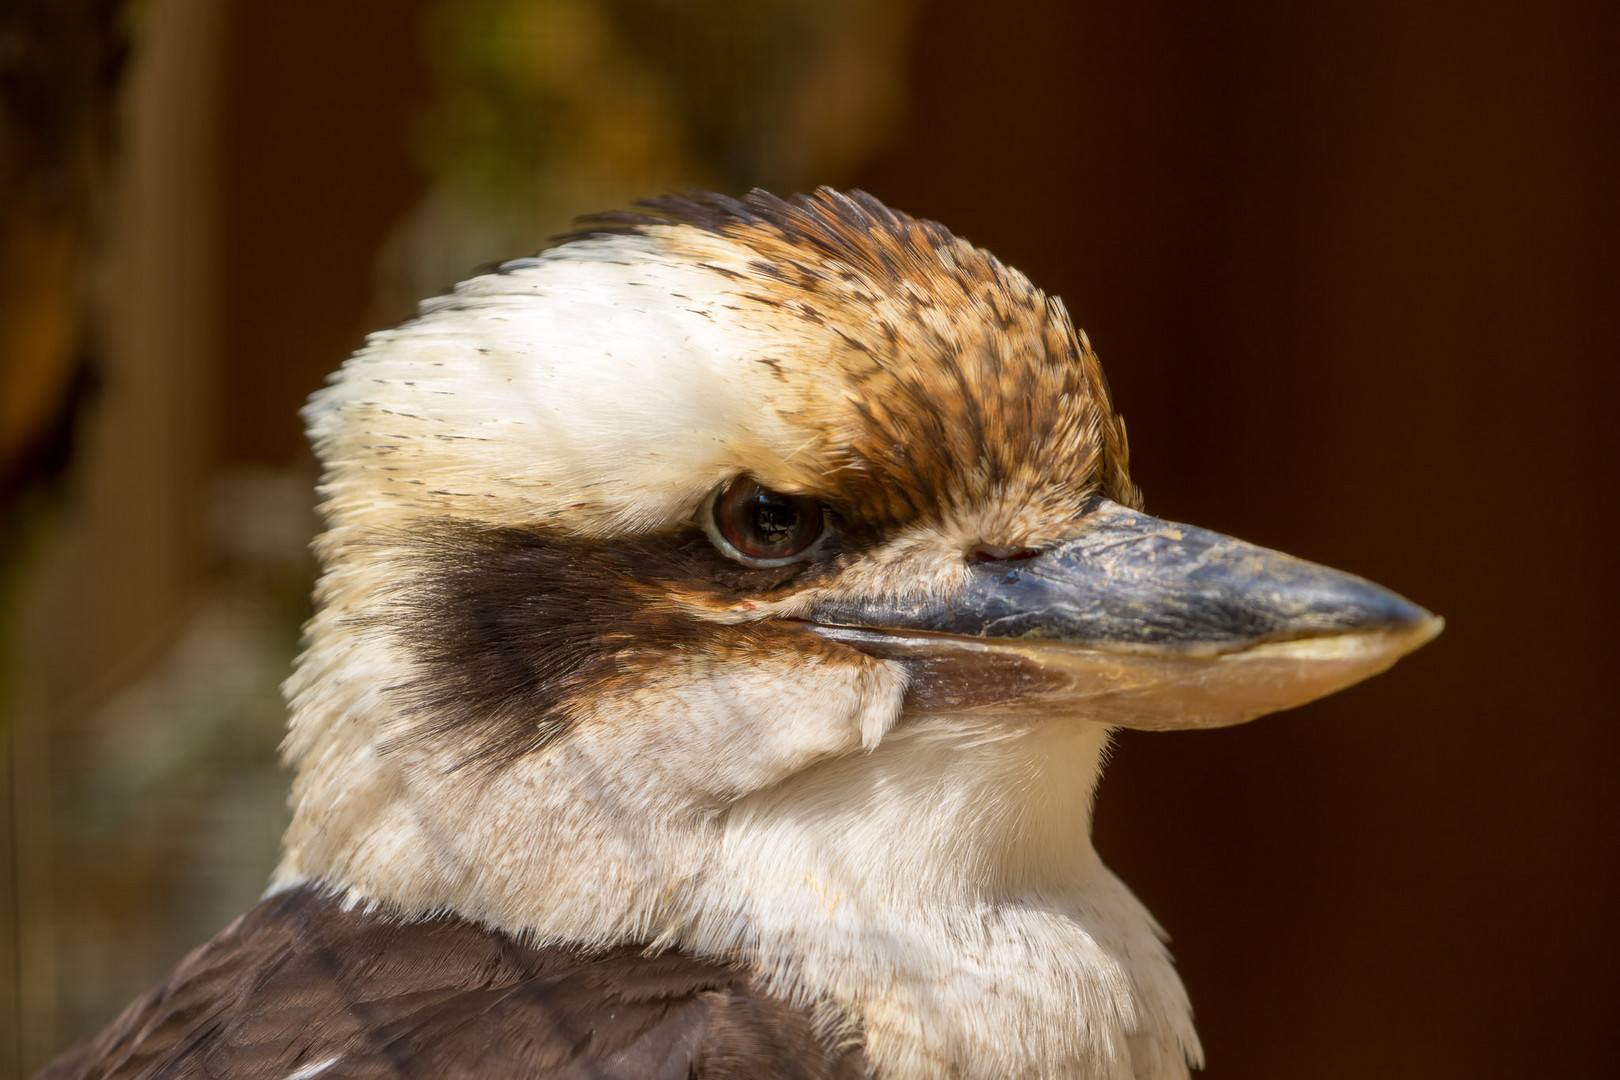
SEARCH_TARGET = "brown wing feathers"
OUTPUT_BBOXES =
[38,887,866,1080]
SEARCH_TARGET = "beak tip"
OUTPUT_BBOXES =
[1336,579,1442,653]
[1280,565,1439,653]
[1405,610,1445,652]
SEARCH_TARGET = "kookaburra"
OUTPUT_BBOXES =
[43,189,1438,1080]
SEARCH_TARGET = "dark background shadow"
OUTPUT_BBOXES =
[858,3,1619,1076]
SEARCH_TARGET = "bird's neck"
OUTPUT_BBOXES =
[680,716,1200,1080]
[275,615,1198,1078]
[714,713,1111,905]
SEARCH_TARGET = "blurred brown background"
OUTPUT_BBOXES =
[2,0,1615,1076]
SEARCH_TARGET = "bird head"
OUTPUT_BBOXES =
[276,188,1438,953]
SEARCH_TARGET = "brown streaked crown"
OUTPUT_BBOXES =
[578,188,1142,530]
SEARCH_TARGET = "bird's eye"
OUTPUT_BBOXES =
[705,477,827,567]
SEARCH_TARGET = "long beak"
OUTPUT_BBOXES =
[809,499,1442,729]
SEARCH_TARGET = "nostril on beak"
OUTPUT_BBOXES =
[971,545,1041,562]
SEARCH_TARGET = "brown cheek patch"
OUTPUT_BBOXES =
[383,525,847,769]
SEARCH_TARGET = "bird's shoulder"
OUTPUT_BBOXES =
[37,885,867,1080]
